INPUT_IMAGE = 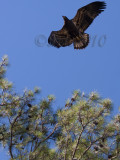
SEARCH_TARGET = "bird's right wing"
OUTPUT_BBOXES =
[71,1,106,32]
[48,26,73,48]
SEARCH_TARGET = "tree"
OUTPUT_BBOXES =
[0,56,120,160]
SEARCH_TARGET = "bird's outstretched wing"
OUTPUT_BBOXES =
[48,26,73,48]
[71,1,106,32]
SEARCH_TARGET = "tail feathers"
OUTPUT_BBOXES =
[74,33,89,49]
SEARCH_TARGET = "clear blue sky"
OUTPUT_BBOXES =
[0,0,120,159]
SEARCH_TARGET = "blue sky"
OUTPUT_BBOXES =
[0,0,120,159]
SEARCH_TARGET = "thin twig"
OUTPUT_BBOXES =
[33,124,58,152]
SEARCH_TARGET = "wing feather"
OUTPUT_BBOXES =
[48,26,73,48]
[72,1,106,32]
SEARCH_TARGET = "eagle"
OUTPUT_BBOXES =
[48,1,106,49]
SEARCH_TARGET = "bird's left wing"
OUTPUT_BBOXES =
[48,25,73,48]
[71,1,106,32]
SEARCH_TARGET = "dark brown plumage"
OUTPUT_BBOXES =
[48,1,106,49]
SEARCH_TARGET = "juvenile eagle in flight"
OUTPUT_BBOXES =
[48,1,106,49]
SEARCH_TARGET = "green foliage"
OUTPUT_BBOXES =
[0,56,120,160]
